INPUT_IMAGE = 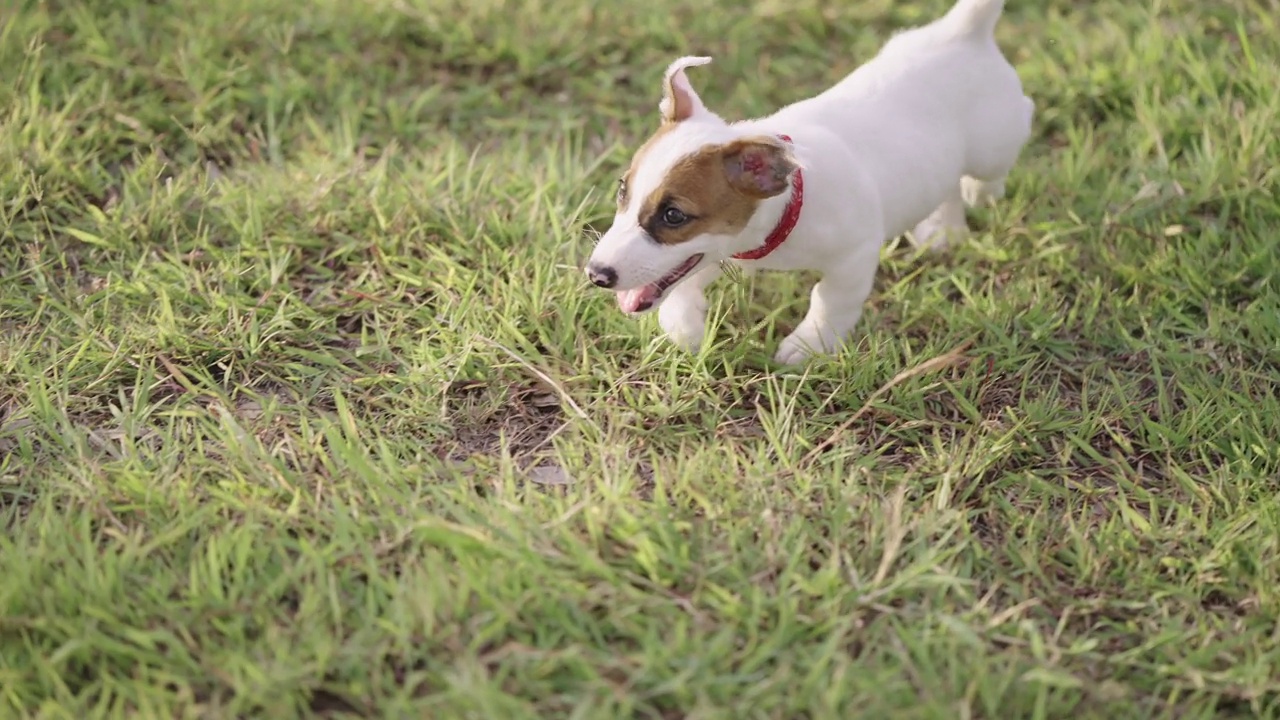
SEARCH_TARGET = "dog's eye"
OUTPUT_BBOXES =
[616,178,626,202]
[662,207,688,225]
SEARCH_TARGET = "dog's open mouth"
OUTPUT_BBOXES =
[617,254,704,314]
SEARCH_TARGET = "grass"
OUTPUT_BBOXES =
[2,0,1280,716]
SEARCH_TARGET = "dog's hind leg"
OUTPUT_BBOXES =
[960,175,1005,207]
[908,185,969,251]
[960,94,1032,209]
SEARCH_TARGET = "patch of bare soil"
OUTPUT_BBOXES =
[440,380,570,464]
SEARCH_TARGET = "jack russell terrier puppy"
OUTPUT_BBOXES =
[584,0,1034,364]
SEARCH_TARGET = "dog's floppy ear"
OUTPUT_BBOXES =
[720,136,800,199]
[659,56,712,124]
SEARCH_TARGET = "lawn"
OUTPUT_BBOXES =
[2,0,1279,717]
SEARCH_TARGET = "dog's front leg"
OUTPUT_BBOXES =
[774,256,878,365]
[658,264,722,352]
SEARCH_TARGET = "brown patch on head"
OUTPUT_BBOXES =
[616,57,716,212]
[616,123,679,213]
[631,136,799,246]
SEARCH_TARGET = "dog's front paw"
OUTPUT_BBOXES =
[658,296,707,352]
[774,336,814,365]
[774,327,839,365]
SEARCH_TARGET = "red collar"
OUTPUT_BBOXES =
[731,134,803,261]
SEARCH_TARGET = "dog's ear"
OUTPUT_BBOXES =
[720,137,800,199]
[659,56,712,124]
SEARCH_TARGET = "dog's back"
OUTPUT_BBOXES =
[812,0,1021,109]
[760,0,1032,238]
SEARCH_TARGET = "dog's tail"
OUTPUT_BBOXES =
[943,0,1006,38]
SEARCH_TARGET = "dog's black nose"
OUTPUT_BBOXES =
[587,263,618,289]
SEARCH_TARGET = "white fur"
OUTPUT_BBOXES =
[586,0,1034,364]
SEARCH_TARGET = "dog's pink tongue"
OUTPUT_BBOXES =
[617,285,659,314]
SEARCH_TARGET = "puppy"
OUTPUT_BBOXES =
[584,0,1034,364]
